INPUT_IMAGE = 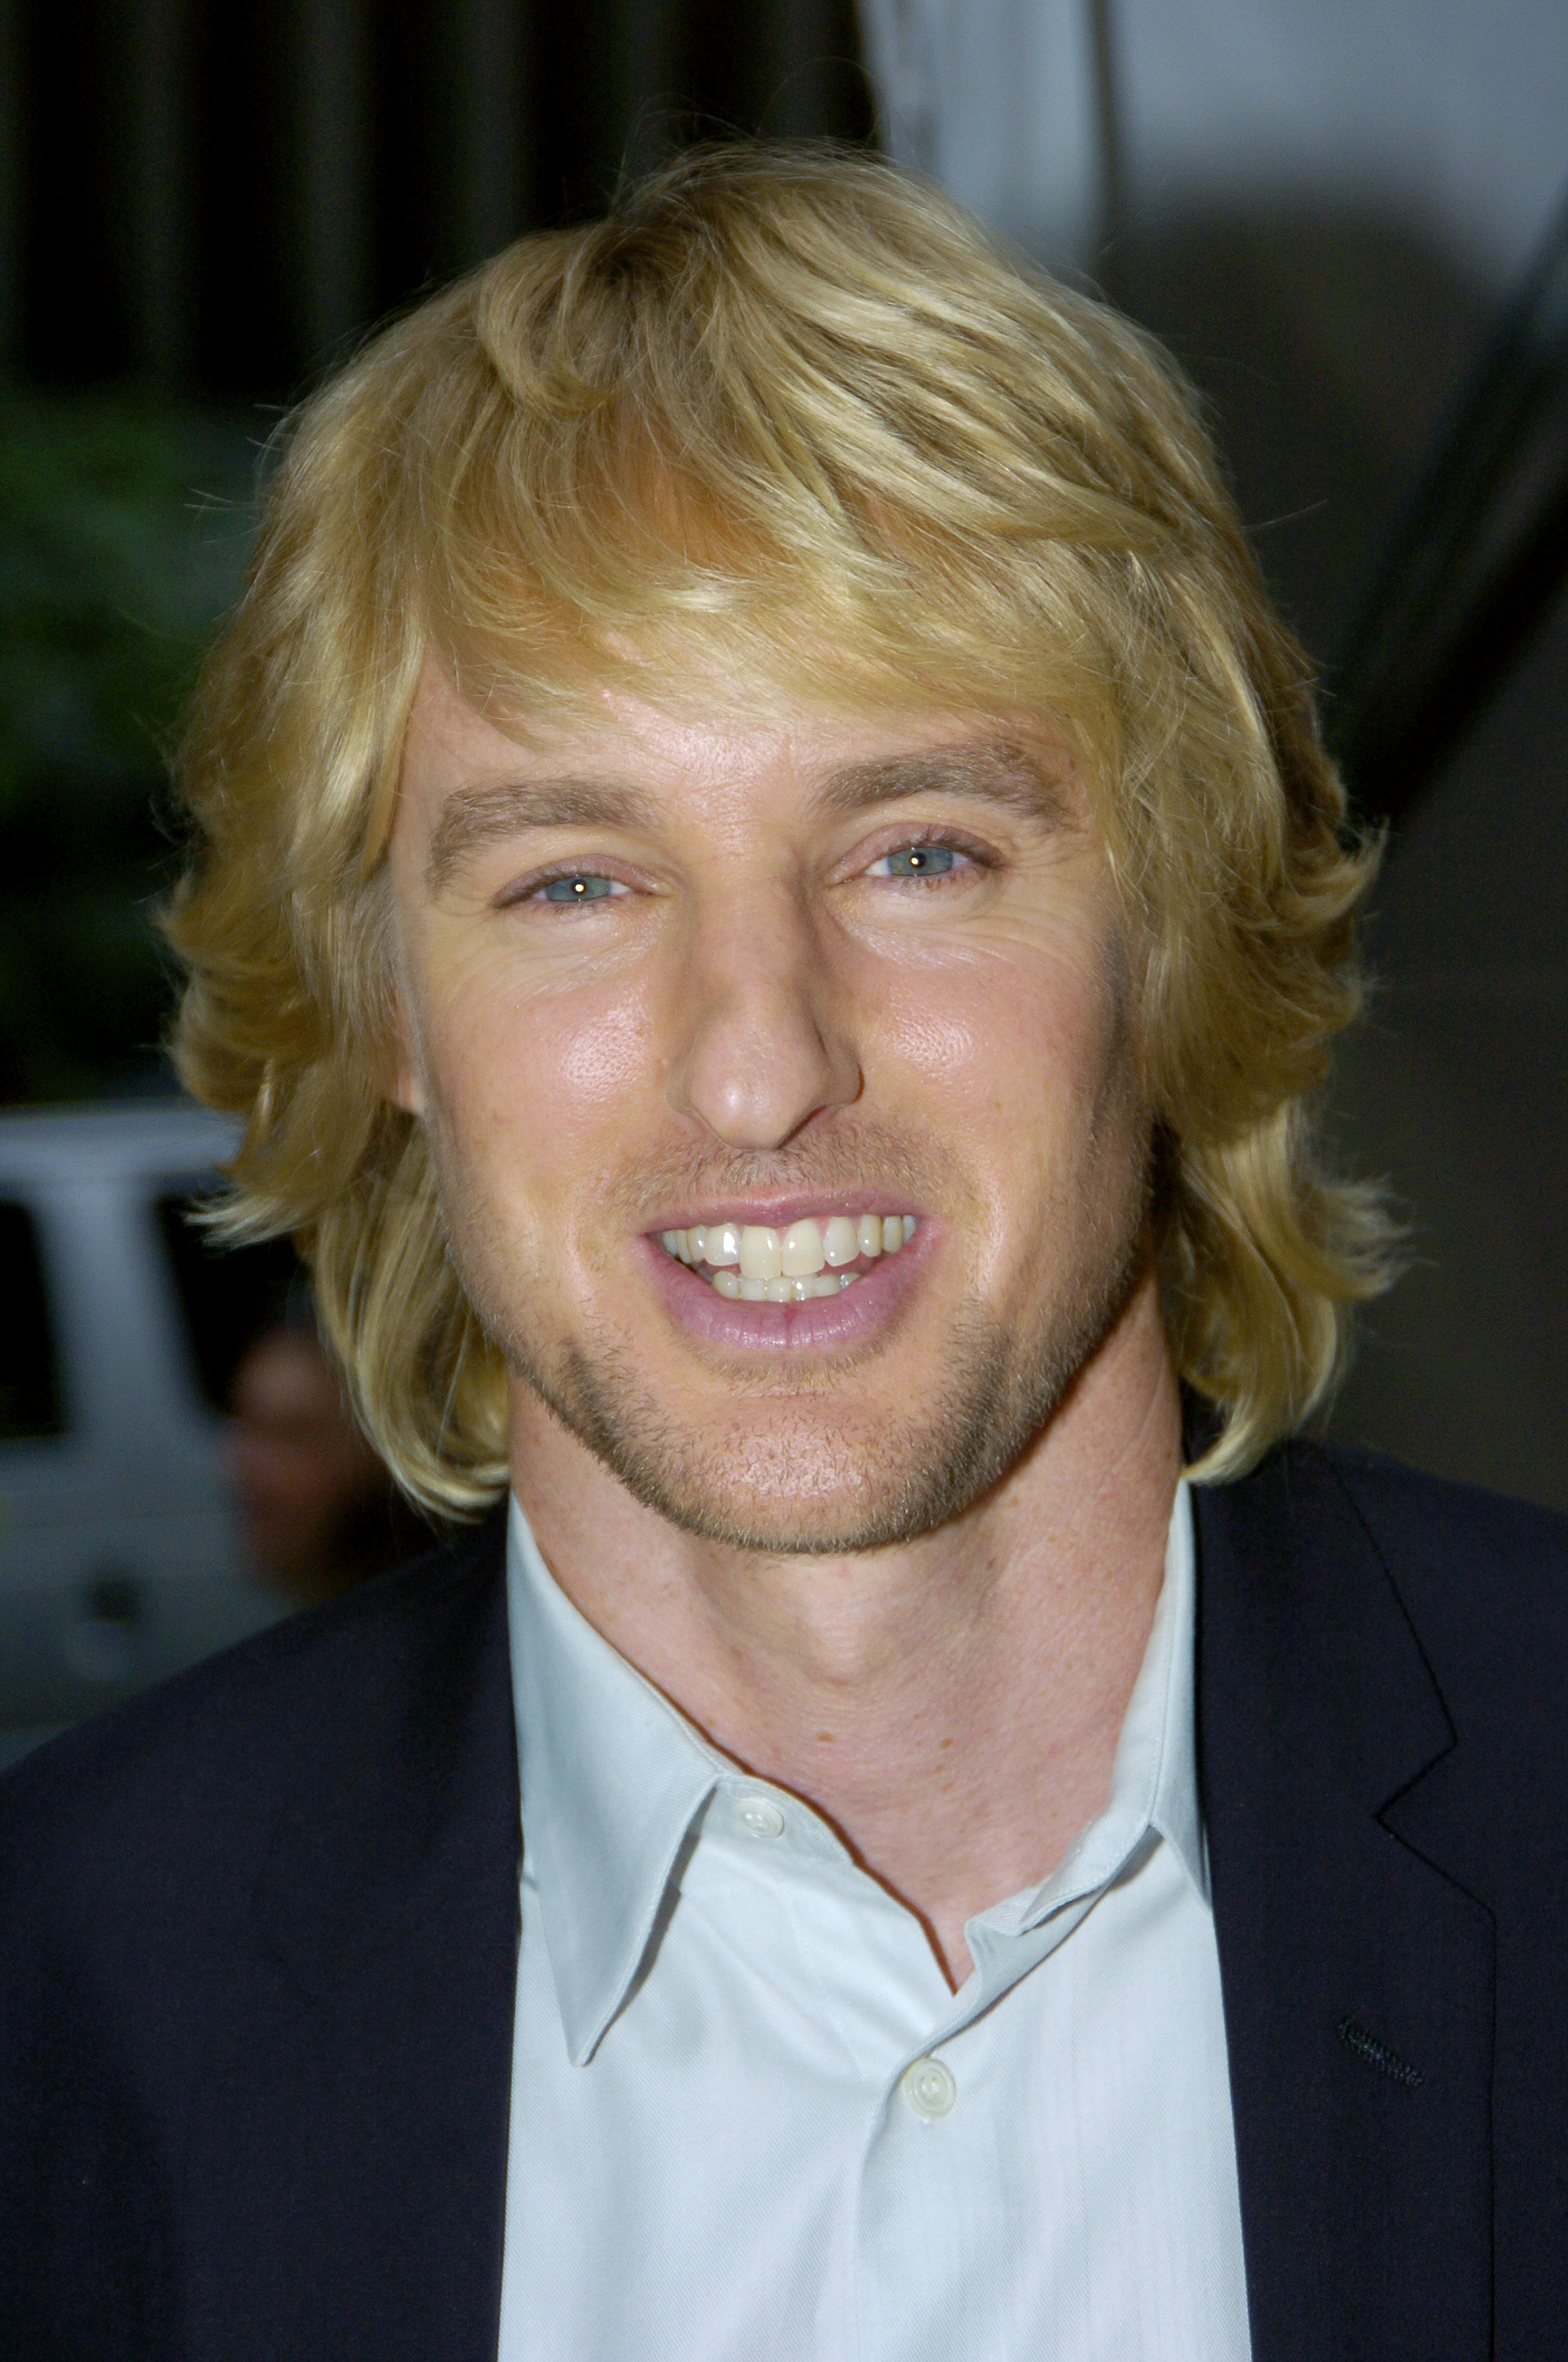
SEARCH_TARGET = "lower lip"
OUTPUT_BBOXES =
[640,1227,932,1352]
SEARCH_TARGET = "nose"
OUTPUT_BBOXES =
[666,883,862,1150]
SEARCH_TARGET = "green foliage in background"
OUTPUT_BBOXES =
[0,387,255,1102]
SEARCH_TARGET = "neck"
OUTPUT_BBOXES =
[511,1269,1182,1985]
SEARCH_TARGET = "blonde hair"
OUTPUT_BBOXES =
[166,143,1391,1512]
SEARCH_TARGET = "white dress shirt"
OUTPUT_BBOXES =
[496,1483,1252,2360]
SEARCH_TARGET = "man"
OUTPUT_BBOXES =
[2,146,1564,2360]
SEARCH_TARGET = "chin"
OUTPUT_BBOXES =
[522,1277,1124,1557]
[620,1461,949,1558]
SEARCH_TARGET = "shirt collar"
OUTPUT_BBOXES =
[507,1479,1204,2062]
[508,1498,725,2062]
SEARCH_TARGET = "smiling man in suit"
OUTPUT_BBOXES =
[3,146,1566,2362]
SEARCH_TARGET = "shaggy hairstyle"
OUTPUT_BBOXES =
[166,143,1392,1514]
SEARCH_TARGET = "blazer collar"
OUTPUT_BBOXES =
[1196,1445,1494,2362]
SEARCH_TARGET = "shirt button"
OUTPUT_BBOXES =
[732,1794,786,1839]
[900,2056,958,2119]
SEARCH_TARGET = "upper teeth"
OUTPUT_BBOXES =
[659,1214,919,1302]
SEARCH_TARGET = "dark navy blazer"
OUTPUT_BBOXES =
[2,1439,1566,2358]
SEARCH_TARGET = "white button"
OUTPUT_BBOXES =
[732,1794,786,1840]
[900,2056,957,2119]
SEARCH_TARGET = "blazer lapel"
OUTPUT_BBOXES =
[180,1514,520,2362]
[1196,1447,1495,2362]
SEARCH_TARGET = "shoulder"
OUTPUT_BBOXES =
[1311,1438,1568,1568]
[0,1512,508,1949]
[1307,1438,1568,1629]
[0,1511,515,2333]
[1318,1440,1568,1724]
[1224,1436,1568,1745]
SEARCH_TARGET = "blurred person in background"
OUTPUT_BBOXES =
[229,1311,427,1607]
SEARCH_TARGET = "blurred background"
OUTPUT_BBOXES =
[0,0,1564,1751]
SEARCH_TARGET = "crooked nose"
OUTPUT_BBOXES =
[667,902,861,1151]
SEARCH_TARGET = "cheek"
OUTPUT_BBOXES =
[549,986,661,1113]
[420,950,660,1185]
[871,938,1133,1150]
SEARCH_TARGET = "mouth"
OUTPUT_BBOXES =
[656,1210,919,1302]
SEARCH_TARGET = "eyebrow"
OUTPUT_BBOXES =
[424,776,657,894]
[423,737,1071,892]
[812,738,1072,824]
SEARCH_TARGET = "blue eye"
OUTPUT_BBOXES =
[540,874,616,903]
[878,844,956,878]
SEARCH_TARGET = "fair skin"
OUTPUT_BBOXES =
[390,664,1182,1984]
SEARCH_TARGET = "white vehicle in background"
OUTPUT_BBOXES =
[0,1101,287,1765]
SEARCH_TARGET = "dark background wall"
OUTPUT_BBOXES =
[2,0,871,398]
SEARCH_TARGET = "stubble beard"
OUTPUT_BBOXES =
[479,1196,1149,1559]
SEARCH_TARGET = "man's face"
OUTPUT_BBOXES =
[389,667,1152,1553]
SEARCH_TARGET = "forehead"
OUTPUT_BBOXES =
[397,663,1081,849]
